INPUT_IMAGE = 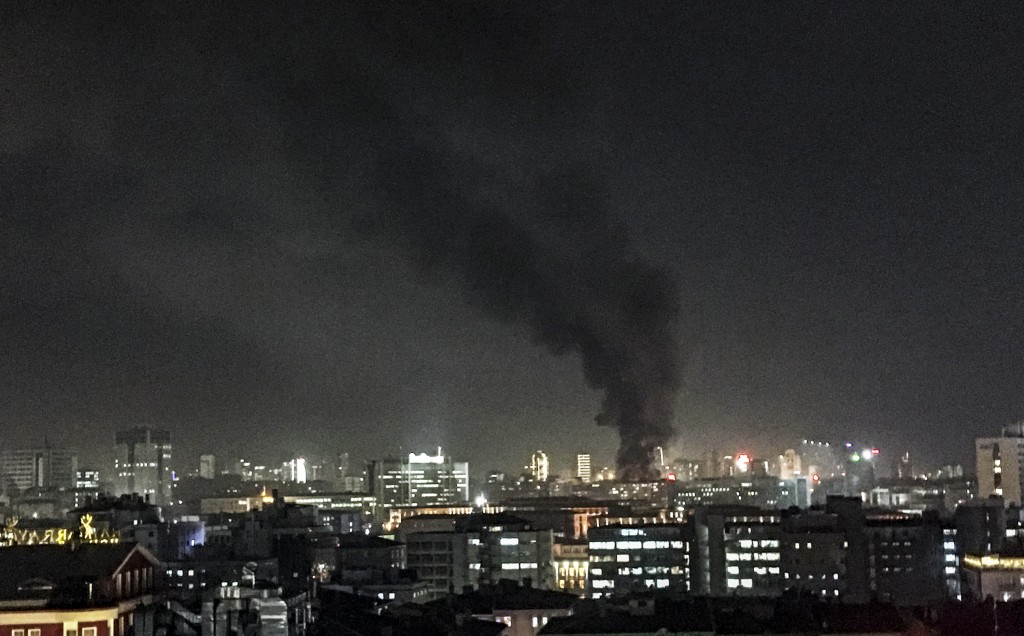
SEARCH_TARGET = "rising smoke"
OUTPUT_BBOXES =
[368,141,684,480]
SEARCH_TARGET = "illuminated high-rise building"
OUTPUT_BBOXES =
[530,451,550,482]
[576,453,592,483]
[283,457,308,483]
[977,423,1024,506]
[368,449,469,506]
[0,446,77,491]
[113,427,172,505]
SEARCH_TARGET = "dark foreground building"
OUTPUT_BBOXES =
[0,543,161,636]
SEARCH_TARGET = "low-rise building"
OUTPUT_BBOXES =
[962,553,1024,602]
[553,540,588,595]
[0,543,161,636]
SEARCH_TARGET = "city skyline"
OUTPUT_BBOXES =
[3,3,1024,474]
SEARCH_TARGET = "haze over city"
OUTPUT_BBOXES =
[4,2,1024,475]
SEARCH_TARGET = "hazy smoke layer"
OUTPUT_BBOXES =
[369,143,683,480]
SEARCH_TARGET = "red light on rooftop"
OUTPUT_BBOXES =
[871,448,880,455]
[736,453,751,463]
[666,473,677,482]
[811,473,820,482]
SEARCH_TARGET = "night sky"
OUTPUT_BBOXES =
[3,3,1023,474]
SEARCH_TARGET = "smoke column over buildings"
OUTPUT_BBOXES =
[369,142,684,480]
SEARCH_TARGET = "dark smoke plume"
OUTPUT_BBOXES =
[369,141,684,480]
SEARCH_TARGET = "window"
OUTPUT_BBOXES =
[66,631,78,636]
[13,630,24,636]
[29,630,41,636]
[83,629,98,636]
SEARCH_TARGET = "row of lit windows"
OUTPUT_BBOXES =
[735,539,779,549]
[500,563,538,570]
[591,540,684,551]
[725,552,780,562]
[728,565,780,575]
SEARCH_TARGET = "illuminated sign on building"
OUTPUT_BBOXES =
[0,514,120,547]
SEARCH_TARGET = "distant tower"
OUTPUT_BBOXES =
[894,451,914,480]
[199,454,216,479]
[575,453,592,483]
[113,427,172,505]
[530,451,550,482]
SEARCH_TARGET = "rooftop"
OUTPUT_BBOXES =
[336,535,404,549]
[430,582,579,612]
[0,543,154,604]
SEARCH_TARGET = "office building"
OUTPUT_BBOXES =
[575,453,592,484]
[977,423,1024,506]
[689,507,783,597]
[368,450,469,506]
[72,468,102,509]
[0,446,77,491]
[199,454,216,479]
[76,469,100,489]
[864,510,948,605]
[405,513,554,594]
[113,427,172,505]
[587,524,689,598]
[672,476,810,510]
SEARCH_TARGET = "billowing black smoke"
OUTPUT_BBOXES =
[369,141,684,480]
